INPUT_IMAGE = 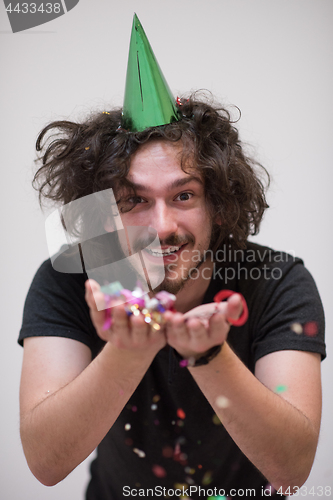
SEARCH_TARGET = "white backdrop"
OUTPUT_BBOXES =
[1,1,332,499]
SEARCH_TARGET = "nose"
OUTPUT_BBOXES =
[149,201,178,242]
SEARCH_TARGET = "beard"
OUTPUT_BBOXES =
[151,257,206,295]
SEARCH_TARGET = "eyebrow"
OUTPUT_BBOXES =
[126,175,204,193]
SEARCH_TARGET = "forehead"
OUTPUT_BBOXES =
[127,140,199,186]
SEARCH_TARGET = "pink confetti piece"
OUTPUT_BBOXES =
[152,464,167,478]
[303,321,318,337]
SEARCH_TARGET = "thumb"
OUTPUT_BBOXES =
[226,293,248,326]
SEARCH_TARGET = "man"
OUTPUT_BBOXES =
[18,15,325,500]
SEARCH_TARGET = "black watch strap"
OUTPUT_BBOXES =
[172,344,223,367]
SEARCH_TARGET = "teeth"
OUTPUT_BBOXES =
[147,245,181,256]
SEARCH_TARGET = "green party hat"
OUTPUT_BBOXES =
[122,13,181,132]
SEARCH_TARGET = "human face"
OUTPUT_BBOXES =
[117,140,213,295]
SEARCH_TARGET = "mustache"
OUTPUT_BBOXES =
[131,233,194,253]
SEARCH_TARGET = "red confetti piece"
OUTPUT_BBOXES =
[198,464,202,469]
[152,464,167,478]
[132,405,138,412]
[303,321,318,337]
[177,408,186,419]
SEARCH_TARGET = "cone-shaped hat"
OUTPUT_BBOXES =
[122,14,181,132]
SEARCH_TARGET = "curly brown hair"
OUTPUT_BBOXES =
[33,93,269,251]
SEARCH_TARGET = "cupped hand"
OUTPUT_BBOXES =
[163,293,243,360]
[85,279,167,355]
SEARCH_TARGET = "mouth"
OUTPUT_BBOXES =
[144,243,188,261]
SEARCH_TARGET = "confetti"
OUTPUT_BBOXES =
[152,394,160,403]
[177,408,186,419]
[162,446,174,458]
[173,442,181,461]
[304,321,318,337]
[290,322,303,334]
[152,464,167,478]
[215,395,230,409]
[208,497,227,500]
[85,146,90,150]
[275,385,287,394]
[174,483,188,490]
[212,414,222,425]
[124,423,131,431]
[185,476,195,485]
[198,464,202,469]
[264,483,276,494]
[151,404,158,410]
[132,406,138,412]
[101,282,176,331]
[133,448,146,458]
[202,471,213,485]
[184,467,196,475]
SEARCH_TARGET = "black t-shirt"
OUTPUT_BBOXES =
[18,242,326,500]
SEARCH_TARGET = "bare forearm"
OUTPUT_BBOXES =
[20,343,156,486]
[188,343,319,491]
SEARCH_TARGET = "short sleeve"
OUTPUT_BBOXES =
[250,261,326,363]
[18,259,104,359]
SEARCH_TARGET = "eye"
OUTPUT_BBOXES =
[175,192,193,201]
[127,196,145,204]
[118,196,146,213]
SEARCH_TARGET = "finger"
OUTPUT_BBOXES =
[226,293,244,321]
[166,313,188,345]
[85,279,105,311]
[185,317,211,352]
[209,313,230,345]
[130,312,150,346]
[111,304,130,334]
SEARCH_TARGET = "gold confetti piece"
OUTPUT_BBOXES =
[174,483,188,490]
[184,466,196,475]
[216,395,230,408]
[102,111,110,114]
[290,322,303,334]
[85,146,90,150]
[152,394,160,403]
[212,414,222,425]
[202,471,213,485]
